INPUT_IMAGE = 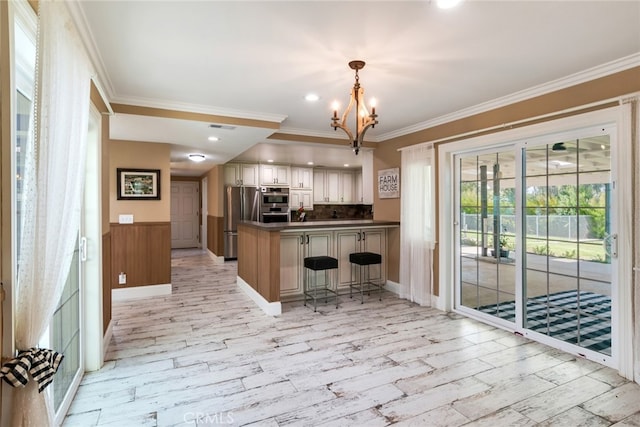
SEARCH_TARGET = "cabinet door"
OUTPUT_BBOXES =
[261,165,275,185]
[335,230,360,289]
[242,164,259,186]
[340,171,354,203]
[300,191,313,210]
[280,233,304,297]
[313,170,326,203]
[362,228,386,284]
[224,164,241,186]
[355,171,363,204]
[326,170,341,202]
[275,166,290,186]
[290,191,301,209]
[299,168,312,189]
[305,231,335,291]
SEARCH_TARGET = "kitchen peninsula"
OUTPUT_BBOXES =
[237,219,400,315]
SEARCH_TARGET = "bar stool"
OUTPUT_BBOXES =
[349,252,383,303]
[303,256,339,312]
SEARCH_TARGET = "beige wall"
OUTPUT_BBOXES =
[109,140,171,223]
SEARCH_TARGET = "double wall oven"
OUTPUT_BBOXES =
[260,187,290,223]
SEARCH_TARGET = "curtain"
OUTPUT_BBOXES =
[12,1,91,425]
[399,143,436,306]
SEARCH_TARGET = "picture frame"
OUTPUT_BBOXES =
[117,168,161,200]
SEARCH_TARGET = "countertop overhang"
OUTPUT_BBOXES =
[238,219,400,232]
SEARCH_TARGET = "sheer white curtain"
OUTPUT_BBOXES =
[13,1,91,424]
[399,143,436,306]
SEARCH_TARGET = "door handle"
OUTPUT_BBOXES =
[300,235,304,245]
[306,235,309,244]
[80,237,88,262]
[357,232,361,241]
[362,232,366,241]
[603,233,618,258]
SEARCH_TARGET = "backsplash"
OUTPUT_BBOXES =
[291,204,373,221]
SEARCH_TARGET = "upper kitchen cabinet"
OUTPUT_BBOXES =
[290,167,313,189]
[314,169,355,204]
[261,164,290,186]
[224,163,259,186]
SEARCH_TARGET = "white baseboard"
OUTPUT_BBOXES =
[385,280,400,295]
[237,276,282,316]
[112,283,172,301]
[102,320,113,362]
[207,249,225,264]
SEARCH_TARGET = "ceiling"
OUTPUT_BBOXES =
[73,1,640,176]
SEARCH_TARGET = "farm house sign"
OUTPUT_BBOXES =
[378,167,399,199]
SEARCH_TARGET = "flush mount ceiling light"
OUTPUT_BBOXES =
[208,136,220,142]
[188,153,206,162]
[331,60,378,155]
[305,93,320,102]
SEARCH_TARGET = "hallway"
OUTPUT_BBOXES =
[64,249,640,426]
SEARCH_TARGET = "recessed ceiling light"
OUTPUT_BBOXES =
[307,161,314,165]
[344,164,349,167]
[305,93,320,102]
[208,136,219,142]
[437,0,462,9]
[188,153,206,162]
[267,159,274,163]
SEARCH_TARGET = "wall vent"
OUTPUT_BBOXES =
[209,124,236,130]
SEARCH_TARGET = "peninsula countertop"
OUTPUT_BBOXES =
[238,219,400,232]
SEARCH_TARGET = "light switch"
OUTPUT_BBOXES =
[119,214,134,224]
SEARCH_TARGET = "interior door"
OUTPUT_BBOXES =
[455,125,615,363]
[171,181,200,248]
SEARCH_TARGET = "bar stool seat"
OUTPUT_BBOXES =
[349,252,382,266]
[349,251,383,303]
[304,256,338,271]
[303,256,339,312]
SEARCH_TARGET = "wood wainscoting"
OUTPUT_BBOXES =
[207,215,224,256]
[102,232,112,333]
[237,223,280,302]
[110,222,171,289]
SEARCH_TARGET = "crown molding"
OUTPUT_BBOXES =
[66,1,115,100]
[378,52,640,141]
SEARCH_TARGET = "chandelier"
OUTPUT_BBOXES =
[331,60,378,155]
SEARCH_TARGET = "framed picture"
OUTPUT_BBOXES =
[117,168,161,200]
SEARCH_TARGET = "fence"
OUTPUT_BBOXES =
[460,213,594,240]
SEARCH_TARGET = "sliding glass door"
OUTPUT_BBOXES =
[456,125,614,362]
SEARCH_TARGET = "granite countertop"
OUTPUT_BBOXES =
[239,219,400,231]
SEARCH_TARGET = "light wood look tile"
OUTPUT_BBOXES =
[63,249,640,426]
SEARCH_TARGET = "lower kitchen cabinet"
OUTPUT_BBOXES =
[280,228,386,298]
[279,230,334,298]
[335,228,386,291]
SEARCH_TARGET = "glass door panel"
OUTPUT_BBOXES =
[523,135,612,356]
[458,150,517,322]
[51,235,81,411]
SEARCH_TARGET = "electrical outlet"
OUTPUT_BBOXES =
[118,272,127,285]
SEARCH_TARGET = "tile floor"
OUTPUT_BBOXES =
[64,249,640,426]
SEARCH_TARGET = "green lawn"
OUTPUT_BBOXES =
[462,232,607,262]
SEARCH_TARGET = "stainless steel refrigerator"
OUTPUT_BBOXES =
[224,185,260,259]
